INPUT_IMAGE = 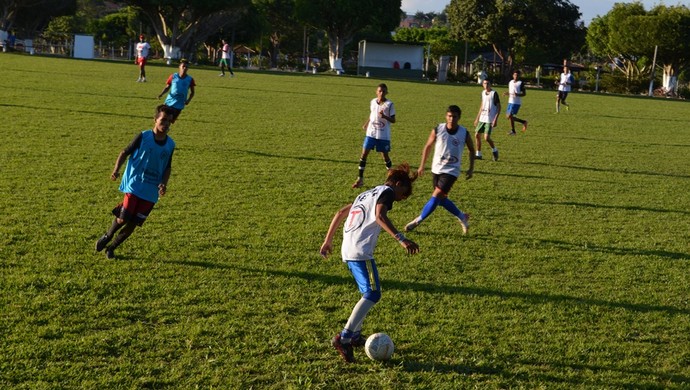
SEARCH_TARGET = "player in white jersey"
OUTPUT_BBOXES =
[504,70,528,135]
[352,83,396,188]
[473,79,500,161]
[320,164,419,363]
[556,66,574,113]
[135,35,151,82]
[404,105,474,234]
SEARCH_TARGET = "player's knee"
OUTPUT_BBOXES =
[363,290,381,303]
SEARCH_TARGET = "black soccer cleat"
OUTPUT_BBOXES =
[331,334,355,363]
[95,234,111,252]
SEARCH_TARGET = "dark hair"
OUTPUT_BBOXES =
[385,163,417,198]
[447,105,461,116]
[155,104,174,119]
[378,83,388,91]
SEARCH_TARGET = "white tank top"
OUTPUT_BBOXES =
[431,123,466,177]
[341,185,393,260]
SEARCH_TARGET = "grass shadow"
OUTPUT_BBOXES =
[166,259,690,316]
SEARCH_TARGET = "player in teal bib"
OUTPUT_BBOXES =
[95,105,176,259]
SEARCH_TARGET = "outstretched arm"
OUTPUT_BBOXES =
[320,203,351,258]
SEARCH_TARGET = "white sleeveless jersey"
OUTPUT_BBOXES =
[341,185,393,261]
[366,98,395,141]
[431,123,467,177]
[479,90,498,123]
[508,80,523,105]
[558,72,573,92]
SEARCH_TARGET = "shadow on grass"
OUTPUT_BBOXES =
[540,198,690,216]
[167,259,690,316]
[0,102,218,125]
[520,161,690,179]
[499,194,690,216]
[536,238,690,260]
[515,358,690,387]
[235,149,354,165]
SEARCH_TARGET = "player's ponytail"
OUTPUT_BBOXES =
[386,163,417,198]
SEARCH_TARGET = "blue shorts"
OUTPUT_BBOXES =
[347,259,380,295]
[506,103,521,115]
[363,136,391,153]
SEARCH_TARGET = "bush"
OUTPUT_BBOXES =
[597,73,648,94]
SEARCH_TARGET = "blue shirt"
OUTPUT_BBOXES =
[119,130,175,203]
[164,73,194,110]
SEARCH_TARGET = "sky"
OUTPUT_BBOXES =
[401,0,690,25]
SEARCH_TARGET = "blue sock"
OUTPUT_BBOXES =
[420,196,441,220]
[439,197,463,219]
[340,329,354,343]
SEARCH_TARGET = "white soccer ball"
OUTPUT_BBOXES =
[364,332,394,361]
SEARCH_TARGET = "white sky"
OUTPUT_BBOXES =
[401,0,690,25]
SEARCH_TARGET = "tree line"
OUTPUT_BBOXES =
[2,0,688,94]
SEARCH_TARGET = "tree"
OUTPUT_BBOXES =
[117,0,251,60]
[447,0,584,78]
[294,0,402,71]
[646,5,690,93]
[586,2,647,80]
[89,6,140,47]
[589,3,690,93]
[253,0,299,68]
[1,0,76,35]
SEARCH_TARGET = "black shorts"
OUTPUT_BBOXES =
[166,106,182,122]
[433,173,458,194]
[558,91,569,101]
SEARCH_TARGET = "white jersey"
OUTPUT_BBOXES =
[221,43,231,59]
[136,42,151,59]
[558,72,573,92]
[365,98,395,141]
[508,80,523,105]
[479,90,499,123]
[341,185,394,261]
[432,123,467,177]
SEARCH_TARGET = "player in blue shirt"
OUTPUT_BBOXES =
[157,59,195,123]
[95,105,176,259]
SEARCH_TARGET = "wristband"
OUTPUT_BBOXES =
[394,232,406,242]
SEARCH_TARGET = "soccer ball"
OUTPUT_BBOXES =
[364,332,394,361]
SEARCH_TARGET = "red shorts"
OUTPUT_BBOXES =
[136,57,147,66]
[112,193,155,226]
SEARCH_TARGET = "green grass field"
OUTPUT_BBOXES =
[1,54,689,389]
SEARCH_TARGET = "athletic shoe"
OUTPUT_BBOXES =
[352,178,364,188]
[351,334,367,348]
[136,77,142,82]
[105,247,115,260]
[404,217,421,232]
[458,213,470,235]
[565,105,569,111]
[142,77,146,82]
[492,150,499,161]
[331,334,355,363]
[522,121,528,132]
[219,73,225,77]
[95,234,111,252]
[475,155,483,160]
[508,131,516,136]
